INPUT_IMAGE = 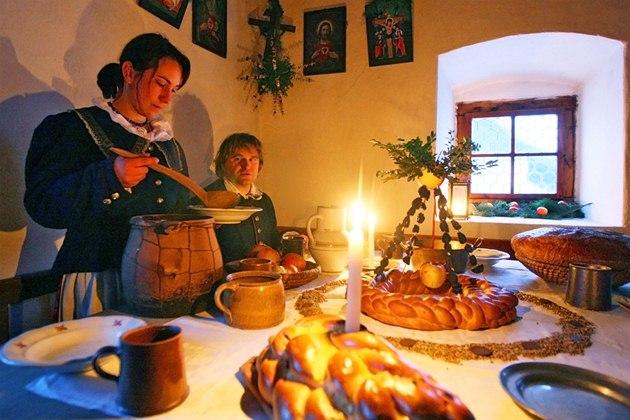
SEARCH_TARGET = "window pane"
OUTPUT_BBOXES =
[514,156,557,194]
[515,114,558,153]
[471,157,511,194]
[471,117,511,154]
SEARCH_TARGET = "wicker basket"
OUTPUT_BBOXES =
[282,261,321,289]
[224,260,320,289]
[516,253,630,287]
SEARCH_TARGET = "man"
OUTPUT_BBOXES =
[205,133,281,263]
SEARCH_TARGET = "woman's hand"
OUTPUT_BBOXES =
[113,155,159,188]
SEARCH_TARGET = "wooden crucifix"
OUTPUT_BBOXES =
[248,0,295,61]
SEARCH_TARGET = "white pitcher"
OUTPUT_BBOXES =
[306,206,347,247]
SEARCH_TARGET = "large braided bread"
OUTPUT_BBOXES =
[361,270,518,330]
[253,315,474,419]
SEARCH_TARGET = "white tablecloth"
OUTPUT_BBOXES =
[5,260,630,418]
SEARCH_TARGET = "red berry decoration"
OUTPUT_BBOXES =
[536,206,548,216]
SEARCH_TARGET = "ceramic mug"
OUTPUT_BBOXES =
[239,257,273,271]
[92,325,188,417]
[214,271,285,329]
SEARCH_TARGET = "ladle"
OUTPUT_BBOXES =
[110,147,239,209]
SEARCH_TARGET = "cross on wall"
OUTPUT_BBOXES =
[248,0,295,60]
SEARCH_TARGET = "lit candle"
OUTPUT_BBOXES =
[346,203,364,333]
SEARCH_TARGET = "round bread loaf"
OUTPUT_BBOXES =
[253,315,474,419]
[361,270,518,330]
[511,227,630,285]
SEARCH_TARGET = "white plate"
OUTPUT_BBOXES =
[189,205,262,224]
[472,247,510,267]
[0,315,145,372]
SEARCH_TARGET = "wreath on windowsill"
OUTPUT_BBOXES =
[473,198,590,219]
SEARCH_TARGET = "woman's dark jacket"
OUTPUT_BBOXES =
[24,106,190,277]
[205,179,281,263]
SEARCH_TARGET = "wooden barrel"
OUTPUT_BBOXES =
[121,214,223,317]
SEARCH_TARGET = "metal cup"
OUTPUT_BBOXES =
[565,263,612,311]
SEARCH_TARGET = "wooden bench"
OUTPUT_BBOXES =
[0,270,59,343]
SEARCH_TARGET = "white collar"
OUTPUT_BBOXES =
[92,97,173,142]
[223,178,263,200]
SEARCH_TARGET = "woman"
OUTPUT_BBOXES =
[24,33,192,320]
[206,133,281,263]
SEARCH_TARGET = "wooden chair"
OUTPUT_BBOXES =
[0,270,59,343]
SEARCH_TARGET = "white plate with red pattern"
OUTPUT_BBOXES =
[0,315,145,372]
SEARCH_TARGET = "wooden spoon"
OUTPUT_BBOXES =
[110,147,239,209]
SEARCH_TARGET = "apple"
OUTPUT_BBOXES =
[248,243,281,263]
[419,262,447,289]
[509,201,519,208]
[558,200,568,206]
[508,205,519,212]
[536,206,548,216]
[281,253,306,272]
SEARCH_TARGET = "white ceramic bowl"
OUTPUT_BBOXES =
[472,248,510,267]
[309,244,348,273]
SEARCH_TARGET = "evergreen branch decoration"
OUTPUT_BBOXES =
[473,199,590,219]
[371,131,497,182]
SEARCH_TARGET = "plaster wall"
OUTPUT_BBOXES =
[579,49,626,224]
[259,0,629,239]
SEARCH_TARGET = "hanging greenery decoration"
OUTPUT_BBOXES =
[239,0,309,114]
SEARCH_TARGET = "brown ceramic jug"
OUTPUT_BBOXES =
[92,325,188,416]
[121,214,223,317]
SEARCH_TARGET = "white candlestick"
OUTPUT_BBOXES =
[346,226,363,333]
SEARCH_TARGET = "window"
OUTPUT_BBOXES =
[456,96,576,200]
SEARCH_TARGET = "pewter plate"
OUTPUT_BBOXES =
[500,362,630,419]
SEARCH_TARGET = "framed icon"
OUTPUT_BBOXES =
[365,1,413,67]
[303,6,346,76]
[138,0,190,29]
[192,0,227,58]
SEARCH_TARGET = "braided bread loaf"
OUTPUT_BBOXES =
[361,270,518,330]
[252,315,474,419]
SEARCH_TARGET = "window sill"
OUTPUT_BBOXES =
[464,215,609,227]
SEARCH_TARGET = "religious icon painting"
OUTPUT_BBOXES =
[192,0,227,58]
[138,0,190,29]
[303,6,346,76]
[365,0,413,67]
